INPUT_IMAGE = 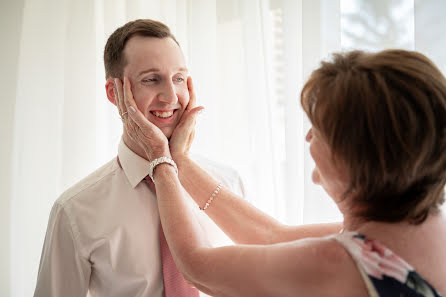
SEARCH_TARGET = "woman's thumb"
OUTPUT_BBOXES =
[182,106,204,129]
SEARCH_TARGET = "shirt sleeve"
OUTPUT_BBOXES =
[34,202,91,297]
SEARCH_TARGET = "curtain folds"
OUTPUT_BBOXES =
[4,0,446,296]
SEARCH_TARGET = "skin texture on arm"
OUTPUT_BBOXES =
[153,164,360,297]
[175,155,341,245]
[115,75,341,245]
[115,76,367,297]
[167,77,341,245]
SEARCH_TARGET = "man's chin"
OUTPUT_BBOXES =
[160,127,174,139]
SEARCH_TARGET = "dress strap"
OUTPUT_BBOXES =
[330,232,379,297]
[330,232,442,297]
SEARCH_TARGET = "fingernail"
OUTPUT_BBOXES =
[129,106,136,114]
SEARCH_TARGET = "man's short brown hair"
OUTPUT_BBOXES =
[104,19,179,79]
[301,49,446,224]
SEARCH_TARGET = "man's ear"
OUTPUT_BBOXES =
[105,78,117,106]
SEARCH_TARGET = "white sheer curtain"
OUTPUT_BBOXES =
[2,0,446,296]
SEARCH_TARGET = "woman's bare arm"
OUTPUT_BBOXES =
[118,75,356,297]
[154,165,345,297]
[175,155,341,245]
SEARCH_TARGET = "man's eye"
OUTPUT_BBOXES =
[142,78,157,83]
[174,77,184,83]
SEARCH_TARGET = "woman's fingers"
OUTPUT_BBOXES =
[122,77,153,132]
[114,78,126,117]
[122,77,136,114]
[181,107,202,151]
[121,77,163,138]
[181,106,204,131]
[170,106,204,158]
[186,76,196,111]
[115,77,137,139]
[118,77,169,160]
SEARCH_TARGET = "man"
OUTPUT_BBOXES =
[34,19,245,297]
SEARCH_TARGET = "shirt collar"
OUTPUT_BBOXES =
[118,139,151,188]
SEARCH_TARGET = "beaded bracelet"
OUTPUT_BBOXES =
[148,156,178,182]
[200,183,223,211]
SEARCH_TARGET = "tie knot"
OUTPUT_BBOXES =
[143,175,156,193]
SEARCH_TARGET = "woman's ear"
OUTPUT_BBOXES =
[105,78,117,106]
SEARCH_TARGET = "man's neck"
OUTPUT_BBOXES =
[122,133,149,161]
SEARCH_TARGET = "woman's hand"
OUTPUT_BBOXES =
[114,77,170,161]
[170,77,204,163]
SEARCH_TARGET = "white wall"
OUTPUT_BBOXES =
[0,1,25,296]
[2,1,446,296]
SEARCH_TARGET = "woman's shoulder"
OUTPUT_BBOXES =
[331,230,444,297]
[273,236,370,297]
[200,235,370,297]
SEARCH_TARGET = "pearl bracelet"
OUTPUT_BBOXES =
[200,183,223,211]
[148,156,178,182]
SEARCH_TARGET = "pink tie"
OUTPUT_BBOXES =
[117,157,199,297]
[159,223,200,297]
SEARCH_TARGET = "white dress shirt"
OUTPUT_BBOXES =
[34,140,245,297]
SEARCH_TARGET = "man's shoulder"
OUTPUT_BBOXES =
[192,154,238,178]
[191,154,245,196]
[56,158,119,207]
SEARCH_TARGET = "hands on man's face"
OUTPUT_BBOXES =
[169,76,204,162]
[114,77,170,161]
[113,76,203,163]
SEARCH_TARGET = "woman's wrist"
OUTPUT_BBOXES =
[152,162,178,182]
[148,156,177,181]
[143,146,171,162]
[171,153,191,168]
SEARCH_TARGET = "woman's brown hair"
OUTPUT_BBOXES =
[301,49,446,224]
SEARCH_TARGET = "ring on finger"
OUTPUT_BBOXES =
[120,112,128,122]
[120,111,128,122]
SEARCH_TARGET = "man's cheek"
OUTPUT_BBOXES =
[180,90,190,106]
[133,97,148,117]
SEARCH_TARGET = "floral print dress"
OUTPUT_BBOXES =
[333,231,442,297]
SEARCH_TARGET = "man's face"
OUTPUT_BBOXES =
[122,36,189,138]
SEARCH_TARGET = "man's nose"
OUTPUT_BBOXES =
[159,81,178,105]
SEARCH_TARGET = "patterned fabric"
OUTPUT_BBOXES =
[333,232,442,297]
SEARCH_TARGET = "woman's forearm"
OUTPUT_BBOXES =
[153,164,211,281]
[154,161,344,297]
[175,156,342,244]
[175,156,281,244]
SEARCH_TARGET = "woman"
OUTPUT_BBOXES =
[115,49,446,297]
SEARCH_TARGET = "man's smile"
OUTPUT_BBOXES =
[148,109,181,125]
[151,109,175,119]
